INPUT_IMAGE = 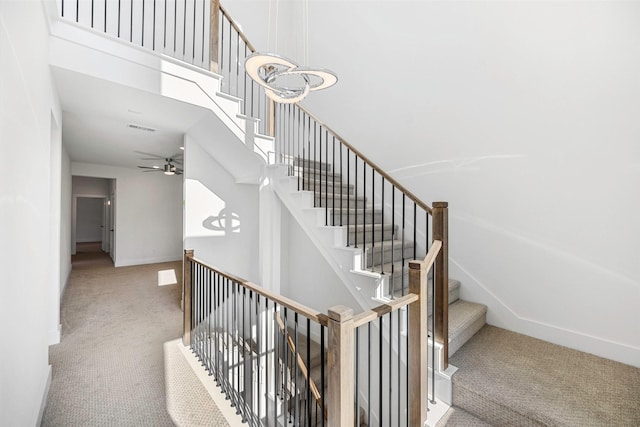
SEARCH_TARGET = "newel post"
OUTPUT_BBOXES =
[432,201,449,369]
[209,0,220,73]
[408,260,429,425]
[183,249,194,346]
[267,98,276,138]
[327,305,354,426]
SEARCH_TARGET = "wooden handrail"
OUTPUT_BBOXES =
[295,104,433,215]
[190,256,329,326]
[218,4,257,53]
[274,314,324,410]
[351,293,418,328]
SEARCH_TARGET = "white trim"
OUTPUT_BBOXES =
[37,366,52,427]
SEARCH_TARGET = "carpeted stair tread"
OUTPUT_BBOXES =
[428,300,487,356]
[450,325,640,427]
[435,406,494,427]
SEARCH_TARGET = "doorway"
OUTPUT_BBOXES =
[71,176,116,267]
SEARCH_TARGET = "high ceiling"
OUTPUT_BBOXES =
[52,67,208,169]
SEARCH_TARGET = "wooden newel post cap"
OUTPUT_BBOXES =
[433,201,448,209]
[184,249,194,256]
[328,305,354,322]
[409,260,424,270]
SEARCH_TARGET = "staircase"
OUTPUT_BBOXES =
[272,157,487,407]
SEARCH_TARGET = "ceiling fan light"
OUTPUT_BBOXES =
[163,163,175,175]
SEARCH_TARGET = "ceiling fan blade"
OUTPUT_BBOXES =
[137,166,159,170]
[142,169,162,173]
[170,152,184,159]
[171,159,183,165]
[134,150,165,159]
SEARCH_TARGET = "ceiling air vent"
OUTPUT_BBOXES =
[127,123,156,132]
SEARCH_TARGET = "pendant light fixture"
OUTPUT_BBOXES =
[245,0,337,104]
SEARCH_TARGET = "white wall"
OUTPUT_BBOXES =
[183,135,261,282]
[60,145,72,297]
[72,162,183,266]
[75,197,104,242]
[280,209,359,314]
[0,1,60,425]
[227,1,640,366]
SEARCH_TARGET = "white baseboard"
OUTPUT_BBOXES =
[48,324,61,346]
[37,365,52,426]
[115,255,181,267]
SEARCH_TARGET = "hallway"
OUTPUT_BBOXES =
[42,261,182,426]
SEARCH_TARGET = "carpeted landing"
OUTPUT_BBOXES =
[439,325,640,426]
[42,261,234,426]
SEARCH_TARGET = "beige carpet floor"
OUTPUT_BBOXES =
[72,242,114,270]
[41,261,231,426]
[449,325,640,426]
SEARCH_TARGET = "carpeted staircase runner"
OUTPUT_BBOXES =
[445,325,640,426]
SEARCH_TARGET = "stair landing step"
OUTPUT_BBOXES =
[434,406,493,427]
[429,300,487,357]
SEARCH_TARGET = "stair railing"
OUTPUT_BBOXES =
[56,0,449,372]
[184,248,434,426]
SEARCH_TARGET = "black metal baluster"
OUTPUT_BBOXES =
[104,0,107,32]
[294,313,299,426]
[274,304,279,427]
[191,0,196,60]
[284,308,291,424]
[413,203,417,261]
[201,0,205,63]
[91,0,94,28]
[406,306,410,426]
[142,0,146,46]
[325,129,329,226]
[353,153,356,248]
[241,287,247,422]
[391,187,396,297]
[389,313,392,427]
[397,308,402,426]
[320,326,325,427]
[379,316,383,426]
[355,327,360,427]
[182,0,186,55]
[340,144,344,226]
[207,269,212,375]
[306,318,311,426]
[381,177,385,274]
[246,290,252,419]
[235,33,240,97]
[219,15,224,70]
[213,272,218,382]
[331,136,335,227]
[313,121,317,202]
[371,167,374,271]
[129,0,133,42]
[402,194,406,295]
[367,322,371,427]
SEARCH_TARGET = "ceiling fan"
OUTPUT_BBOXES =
[136,150,183,176]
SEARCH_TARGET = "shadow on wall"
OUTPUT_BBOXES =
[203,208,241,234]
